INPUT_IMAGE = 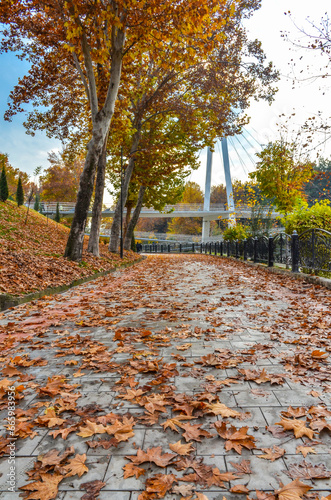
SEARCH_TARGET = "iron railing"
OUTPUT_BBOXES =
[142,228,331,276]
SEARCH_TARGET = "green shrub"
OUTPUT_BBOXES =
[223,223,248,241]
[0,165,9,202]
[283,200,331,234]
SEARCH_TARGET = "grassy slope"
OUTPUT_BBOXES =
[0,201,140,296]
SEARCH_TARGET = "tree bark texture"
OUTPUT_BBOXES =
[64,30,125,261]
[124,185,146,250]
[87,137,108,256]
[108,129,141,253]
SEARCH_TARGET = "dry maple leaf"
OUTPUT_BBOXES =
[106,417,135,442]
[20,473,63,500]
[161,416,195,432]
[145,473,177,498]
[180,423,213,442]
[169,440,195,456]
[206,402,241,418]
[285,460,331,480]
[80,479,106,500]
[229,459,252,474]
[214,422,256,454]
[37,446,74,467]
[64,453,89,478]
[123,463,146,479]
[257,446,285,462]
[275,478,312,500]
[176,343,192,351]
[230,484,250,493]
[295,446,316,458]
[172,484,194,496]
[275,418,314,439]
[281,407,307,418]
[126,447,176,467]
[36,408,65,428]
[77,420,107,437]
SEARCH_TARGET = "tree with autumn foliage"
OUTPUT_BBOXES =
[1,0,249,262]
[249,140,314,214]
[304,157,331,205]
[0,153,31,199]
[168,182,204,235]
[39,152,84,202]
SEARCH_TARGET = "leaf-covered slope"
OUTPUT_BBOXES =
[0,201,139,296]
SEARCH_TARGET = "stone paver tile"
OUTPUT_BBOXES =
[0,457,36,490]
[32,431,90,456]
[63,492,130,500]
[103,456,158,490]
[274,389,324,407]
[234,390,280,407]
[225,455,289,490]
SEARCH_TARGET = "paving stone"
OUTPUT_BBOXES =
[234,390,280,407]
[283,453,331,488]
[103,456,159,490]
[225,455,289,490]
[87,429,145,456]
[63,493,130,500]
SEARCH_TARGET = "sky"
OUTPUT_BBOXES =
[0,0,330,198]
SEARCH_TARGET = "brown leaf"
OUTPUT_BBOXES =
[19,473,63,500]
[275,418,314,440]
[296,446,316,458]
[64,453,88,478]
[169,440,195,456]
[229,459,252,474]
[123,463,146,479]
[281,407,307,418]
[80,479,106,500]
[180,423,213,442]
[214,422,256,454]
[257,446,285,462]
[77,420,107,437]
[172,484,194,496]
[285,460,331,480]
[126,447,176,467]
[145,473,177,498]
[37,446,74,467]
[161,416,195,432]
[206,402,241,418]
[275,478,312,500]
[230,484,250,493]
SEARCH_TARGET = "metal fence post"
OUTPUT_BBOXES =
[312,228,315,270]
[243,239,247,261]
[268,236,274,267]
[161,245,163,253]
[200,243,202,253]
[168,244,170,253]
[253,237,258,263]
[214,243,217,256]
[291,230,299,272]
[179,243,182,253]
[209,243,212,255]
[227,241,230,257]
[192,243,195,253]
[235,240,239,259]
[220,241,223,256]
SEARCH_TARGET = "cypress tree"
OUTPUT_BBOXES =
[16,177,24,206]
[54,202,61,223]
[0,165,9,202]
[34,193,40,211]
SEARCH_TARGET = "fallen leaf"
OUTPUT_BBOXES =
[19,473,63,500]
[257,446,285,462]
[275,418,314,439]
[296,446,316,458]
[275,478,312,500]
[285,460,331,480]
[230,484,250,493]
[80,479,106,500]
[169,440,195,456]
[64,453,89,478]
[123,463,146,479]
[214,422,256,454]
[126,447,176,467]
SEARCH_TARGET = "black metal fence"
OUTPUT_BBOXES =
[142,229,331,275]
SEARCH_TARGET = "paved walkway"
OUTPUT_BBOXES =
[0,255,330,500]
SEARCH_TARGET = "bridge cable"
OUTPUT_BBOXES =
[228,137,249,176]
[243,127,264,149]
[234,135,257,169]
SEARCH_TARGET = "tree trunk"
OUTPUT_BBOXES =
[124,204,132,240]
[64,133,102,261]
[64,31,125,261]
[124,185,146,250]
[108,128,141,253]
[87,137,108,256]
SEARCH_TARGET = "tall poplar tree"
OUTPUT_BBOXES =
[16,177,24,206]
[0,164,9,202]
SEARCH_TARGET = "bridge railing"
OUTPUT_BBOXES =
[142,229,331,276]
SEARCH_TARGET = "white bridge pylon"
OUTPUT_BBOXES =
[202,138,236,243]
